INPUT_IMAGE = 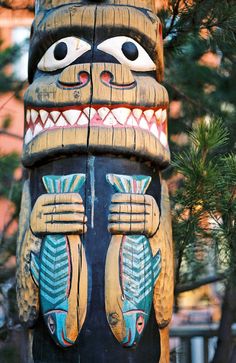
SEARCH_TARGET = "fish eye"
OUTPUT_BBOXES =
[37,36,91,72]
[97,36,156,72]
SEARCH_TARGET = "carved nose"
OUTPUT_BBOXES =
[58,63,136,90]
[58,64,90,88]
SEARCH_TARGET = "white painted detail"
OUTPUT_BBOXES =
[26,109,30,124]
[97,36,156,72]
[83,107,96,120]
[31,109,38,123]
[144,109,154,122]
[127,114,138,126]
[56,115,67,127]
[38,37,91,72]
[150,123,159,138]
[98,107,110,120]
[44,119,54,129]
[155,109,162,121]
[139,117,149,130]
[34,123,43,137]
[24,128,33,144]
[103,112,117,126]
[161,109,167,123]
[160,131,168,147]
[133,108,142,119]
[63,110,81,125]
[50,111,60,122]
[112,107,131,125]
[39,109,49,124]
[77,113,88,125]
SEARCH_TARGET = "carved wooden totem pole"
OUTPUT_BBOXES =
[17,0,174,362]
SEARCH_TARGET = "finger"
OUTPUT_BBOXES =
[109,203,148,214]
[111,193,145,204]
[45,213,87,223]
[42,204,85,215]
[44,223,87,234]
[108,222,145,234]
[108,213,147,223]
[39,193,83,206]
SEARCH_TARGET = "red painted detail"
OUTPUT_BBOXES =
[100,71,136,89]
[136,315,145,335]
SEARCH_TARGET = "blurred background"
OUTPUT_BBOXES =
[0,1,235,362]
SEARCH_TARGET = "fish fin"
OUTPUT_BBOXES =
[153,249,161,284]
[30,252,40,287]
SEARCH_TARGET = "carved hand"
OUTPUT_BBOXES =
[30,193,87,236]
[108,193,160,237]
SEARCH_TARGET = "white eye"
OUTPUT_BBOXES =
[37,37,91,72]
[97,36,156,72]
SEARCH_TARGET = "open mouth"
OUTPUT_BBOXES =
[25,105,168,149]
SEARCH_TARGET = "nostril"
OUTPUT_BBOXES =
[100,71,114,85]
[58,71,89,88]
[100,70,136,90]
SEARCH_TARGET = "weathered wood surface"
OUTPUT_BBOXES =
[17,0,174,362]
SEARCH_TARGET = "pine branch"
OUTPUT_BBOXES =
[175,273,226,294]
[0,129,23,140]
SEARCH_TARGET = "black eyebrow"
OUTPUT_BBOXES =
[28,26,156,83]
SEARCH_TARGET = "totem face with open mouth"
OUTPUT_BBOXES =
[23,4,169,168]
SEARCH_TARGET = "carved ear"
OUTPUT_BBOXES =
[156,22,164,83]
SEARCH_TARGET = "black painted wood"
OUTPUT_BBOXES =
[30,155,161,363]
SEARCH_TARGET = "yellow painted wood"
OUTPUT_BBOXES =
[151,180,174,327]
[105,235,126,343]
[23,127,170,168]
[16,181,40,325]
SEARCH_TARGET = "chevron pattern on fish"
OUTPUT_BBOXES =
[121,235,161,305]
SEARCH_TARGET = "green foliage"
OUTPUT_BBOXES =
[172,120,236,287]
[159,0,236,152]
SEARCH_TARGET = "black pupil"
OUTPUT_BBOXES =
[54,42,68,61]
[121,42,139,61]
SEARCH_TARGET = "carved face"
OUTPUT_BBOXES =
[23,4,169,167]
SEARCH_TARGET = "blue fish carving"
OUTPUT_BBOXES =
[31,235,74,347]
[106,173,162,347]
[30,173,87,347]
[120,235,161,347]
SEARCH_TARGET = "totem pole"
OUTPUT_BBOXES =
[16,1,174,362]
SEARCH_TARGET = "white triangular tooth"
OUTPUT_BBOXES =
[98,107,110,120]
[50,111,60,122]
[26,109,30,124]
[45,119,54,129]
[24,128,33,144]
[160,131,168,147]
[103,112,117,126]
[150,123,159,138]
[133,108,142,120]
[144,109,154,122]
[139,117,149,130]
[56,115,67,127]
[127,114,138,126]
[34,123,43,137]
[155,109,162,121]
[83,107,96,120]
[39,109,49,124]
[31,109,38,123]
[161,109,167,123]
[77,113,88,125]
[63,110,81,125]
[112,107,131,125]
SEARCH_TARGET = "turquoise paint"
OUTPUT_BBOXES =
[106,174,161,348]
[30,174,86,348]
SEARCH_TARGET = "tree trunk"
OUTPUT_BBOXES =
[212,284,236,363]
